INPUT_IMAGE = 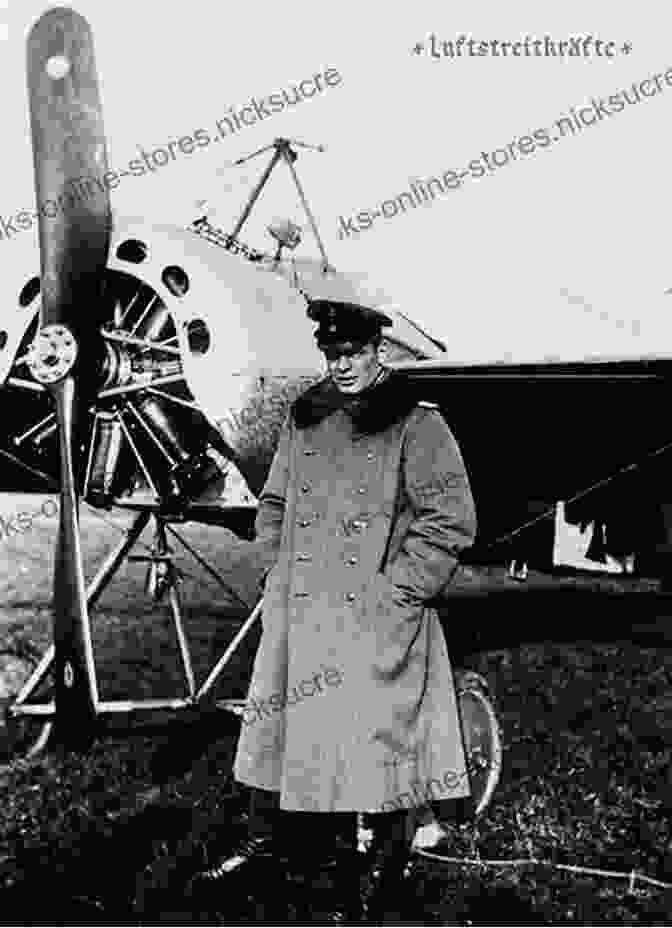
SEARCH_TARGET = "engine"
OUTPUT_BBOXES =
[0,216,322,508]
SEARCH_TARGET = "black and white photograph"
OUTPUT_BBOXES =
[0,1,670,923]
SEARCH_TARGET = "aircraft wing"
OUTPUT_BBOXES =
[3,211,671,579]
[388,355,672,566]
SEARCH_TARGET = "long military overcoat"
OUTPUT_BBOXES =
[233,370,477,813]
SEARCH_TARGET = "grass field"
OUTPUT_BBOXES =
[0,495,670,924]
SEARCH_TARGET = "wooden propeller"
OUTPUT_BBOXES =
[26,6,111,749]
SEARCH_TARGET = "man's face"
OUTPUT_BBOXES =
[322,340,381,394]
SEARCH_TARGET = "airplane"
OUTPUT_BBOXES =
[0,6,502,814]
[3,7,672,829]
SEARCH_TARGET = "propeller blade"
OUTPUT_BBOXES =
[26,7,111,748]
[27,7,111,330]
[52,376,98,742]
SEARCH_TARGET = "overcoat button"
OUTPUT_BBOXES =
[345,592,356,602]
[345,556,358,566]
[296,553,312,562]
[301,484,311,493]
[357,487,367,494]
[304,449,316,456]
[298,518,311,527]
[366,452,375,460]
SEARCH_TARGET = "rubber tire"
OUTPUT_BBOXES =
[456,676,502,817]
[0,701,52,764]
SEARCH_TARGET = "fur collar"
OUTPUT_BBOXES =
[291,368,423,434]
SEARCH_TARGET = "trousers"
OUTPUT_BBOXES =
[247,786,409,860]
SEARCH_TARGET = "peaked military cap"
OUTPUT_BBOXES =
[308,300,393,346]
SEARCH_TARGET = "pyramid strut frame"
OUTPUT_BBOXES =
[9,509,263,723]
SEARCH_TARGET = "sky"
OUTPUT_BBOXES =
[1,0,672,363]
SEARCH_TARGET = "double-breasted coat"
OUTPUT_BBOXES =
[233,370,477,813]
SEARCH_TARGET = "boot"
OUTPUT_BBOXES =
[289,812,365,923]
[364,810,413,924]
[187,787,281,902]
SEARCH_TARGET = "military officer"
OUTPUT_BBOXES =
[192,295,477,921]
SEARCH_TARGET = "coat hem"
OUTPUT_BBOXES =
[234,770,471,813]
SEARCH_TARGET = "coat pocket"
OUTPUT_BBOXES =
[359,573,427,679]
[360,572,424,630]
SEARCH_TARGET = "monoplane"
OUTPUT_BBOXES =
[4,7,671,828]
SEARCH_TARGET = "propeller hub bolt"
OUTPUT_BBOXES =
[27,324,78,384]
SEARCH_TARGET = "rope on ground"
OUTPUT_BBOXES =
[415,850,672,892]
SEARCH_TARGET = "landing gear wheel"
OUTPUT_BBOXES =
[455,670,502,817]
[1,705,53,764]
[1,650,55,764]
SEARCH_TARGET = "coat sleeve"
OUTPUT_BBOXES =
[382,408,476,605]
[254,414,292,559]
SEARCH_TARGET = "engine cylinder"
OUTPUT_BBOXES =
[134,395,194,465]
[84,412,133,506]
[123,293,174,343]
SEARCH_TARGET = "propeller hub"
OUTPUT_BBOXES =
[27,324,78,384]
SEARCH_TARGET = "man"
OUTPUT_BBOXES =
[192,295,477,921]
